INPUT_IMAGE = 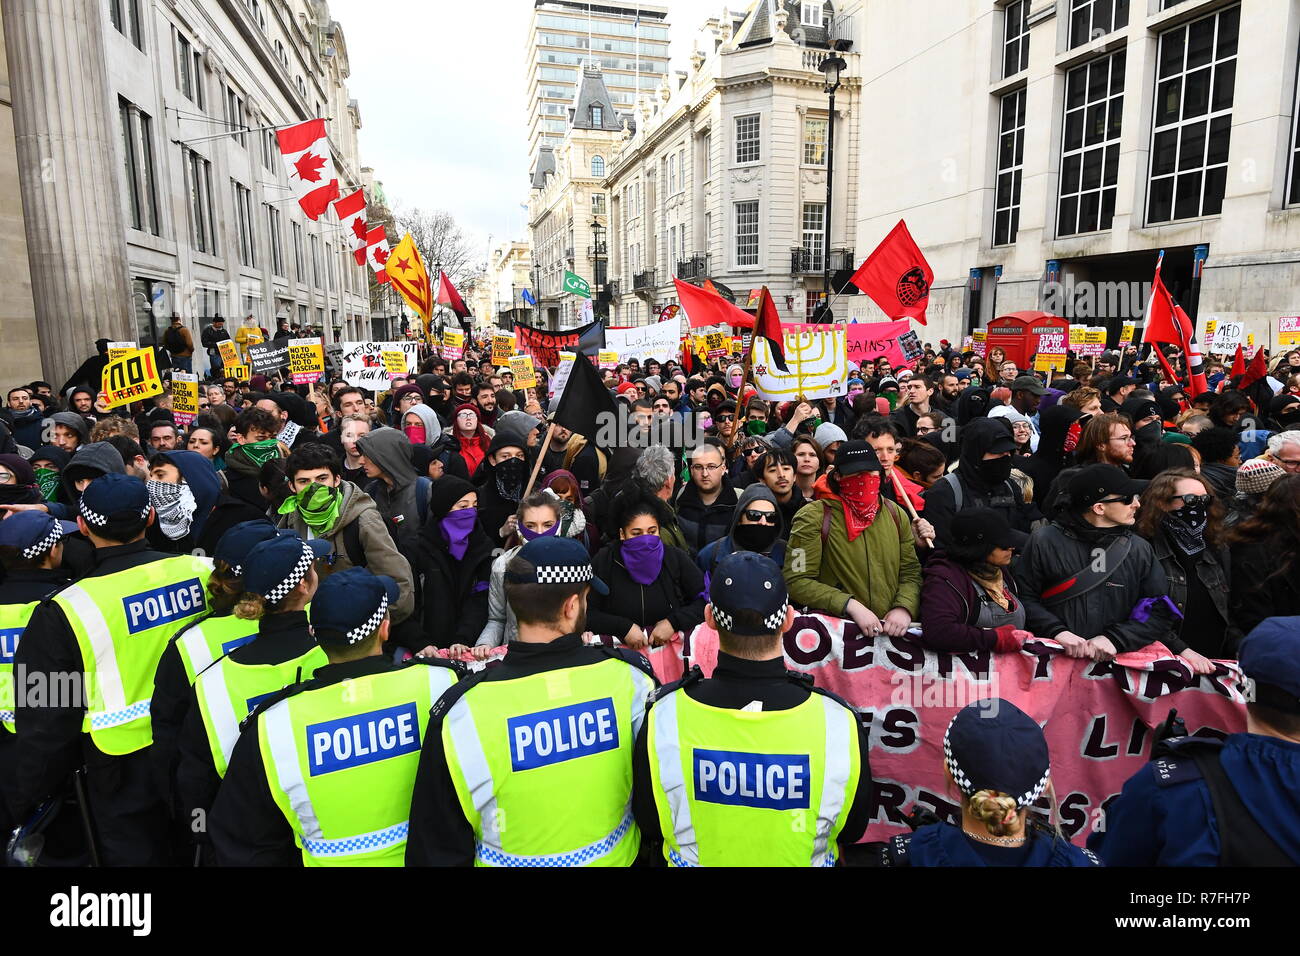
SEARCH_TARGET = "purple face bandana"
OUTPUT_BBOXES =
[440,507,478,560]
[620,533,664,586]
[519,521,559,542]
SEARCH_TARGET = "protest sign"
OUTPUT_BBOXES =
[1280,316,1300,347]
[1119,322,1136,345]
[225,363,250,382]
[1211,320,1244,353]
[1081,327,1107,357]
[897,329,923,362]
[247,340,289,376]
[606,317,682,364]
[108,341,137,364]
[971,328,988,357]
[515,319,604,370]
[704,332,728,359]
[441,329,464,360]
[217,340,241,369]
[339,341,419,390]
[101,347,163,409]
[1069,325,1086,347]
[597,350,619,370]
[287,337,325,385]
[549,351,576,402]
[491,331,515,366]
[1203,318,1218,342]
[508,354,538,388]
[752,325,848,401]
[614,613,1246,847]
[844,320,910,368]
[381,349,408,379]
[170,372,199,427]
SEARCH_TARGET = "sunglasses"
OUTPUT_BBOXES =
[716,414,735,422]
[741,509,778,524]
[1098,494,1137,505]
[1172,493,1211,508]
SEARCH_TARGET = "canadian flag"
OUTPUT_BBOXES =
[363,225,390,284]
[332,189,368,255]
[275,118,339,221]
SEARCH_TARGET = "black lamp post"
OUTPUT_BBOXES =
[818,53,847,324]
[591,218,606,318]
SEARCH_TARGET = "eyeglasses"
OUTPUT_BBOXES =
[0,471,14,484]
[1098,494,1137,505]
[716,414,735,422]
[1108,434,1136,445]
[690,463,722,473]
[741,509,778,523]
[1171,493,1211,508]
[1277,458,1300,469]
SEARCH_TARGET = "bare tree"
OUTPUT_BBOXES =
[391,206,479,290]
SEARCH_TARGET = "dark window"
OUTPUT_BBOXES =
[994,88,1025,246]
[1059,51,1125,236]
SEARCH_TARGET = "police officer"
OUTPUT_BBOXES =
[407,535,658,866]
[0,512,77,840]
[632,551,871,866]
[1091,616,1300,866]
[152,520,284,801]
[209,566,458,865]
[6,473,212,865]
[176,532,331,831]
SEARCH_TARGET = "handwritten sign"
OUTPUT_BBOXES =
[1211,321,1244,353]
[605,317,682,364]
[288,337,325,385]
[509,354,537,389]
[340,341,419,389]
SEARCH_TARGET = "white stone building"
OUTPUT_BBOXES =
[603,0,861,328]
[852,0,1300,348]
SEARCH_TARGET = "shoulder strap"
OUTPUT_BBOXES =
[821,502,832,547]
[1191,747,1296,867]
[943,471,963,511]
[1040,534,1131,607]
[342,521,366,569]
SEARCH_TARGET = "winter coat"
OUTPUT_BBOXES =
[1229,532,1300,636]
[586,540,707,639]
[918,555,1023,653]
[356,427,425,555]
[415,518,494,650]
[1147,527,1239,657]
[674,480,739,555]
[695,485,788,581]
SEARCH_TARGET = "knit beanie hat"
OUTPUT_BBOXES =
[1236,458,1286,495]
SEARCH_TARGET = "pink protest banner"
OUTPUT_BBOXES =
[845,320,910,368]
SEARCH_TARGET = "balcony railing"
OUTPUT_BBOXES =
[792,247,856,275]
[588,242,607,257]
[676,253,709,280]
[633,270,656,291]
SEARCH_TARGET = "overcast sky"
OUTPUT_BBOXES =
[328,0,730,265]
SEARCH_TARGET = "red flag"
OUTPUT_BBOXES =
[437,271,472,319]
[332,189,368,256]
[1230,344,1245,378]
[850,220,933,325]
[1142,253,1208,396]
[674,278,756,330]
[275,119,339,221]
[1239,345,1269,390]
[754,286,788,372]
[363,225,390,284]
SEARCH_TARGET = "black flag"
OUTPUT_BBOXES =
[551,353,618,442]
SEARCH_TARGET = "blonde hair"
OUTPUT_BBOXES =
[966,790,1021,837]
[233,592,268,621]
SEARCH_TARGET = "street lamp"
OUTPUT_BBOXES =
[591,217,606,318]
[818,53,848,324]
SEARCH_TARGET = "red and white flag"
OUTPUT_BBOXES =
[333,189,368,255]
[363,225,390,284]
[275,118,339,221]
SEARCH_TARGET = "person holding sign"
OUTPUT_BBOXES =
[235,315,265,366]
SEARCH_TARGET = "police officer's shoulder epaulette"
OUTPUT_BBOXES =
[883,833,912,867]
[239,681,307,731]
[399,655,466,678]
[1150,735,1224,788]
[591,643,658,682]
[652,665,704,702]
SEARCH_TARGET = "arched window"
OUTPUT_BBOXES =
[591,155,606,177]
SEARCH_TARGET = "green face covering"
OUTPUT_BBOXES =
[744,419,768,436]
[235,439,282,468]
[278,482,342,532]
[35,467,60,502]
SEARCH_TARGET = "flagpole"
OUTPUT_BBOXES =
[523,423,556,500]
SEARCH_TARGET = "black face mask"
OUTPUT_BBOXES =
[494,456,529,502]
[976,455,1013,486]
[1136,421,1163,443]
[733,521,780,554]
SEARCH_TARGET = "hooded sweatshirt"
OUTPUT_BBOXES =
[399,403,441,447]
[60,441,127,503]
[695,484,788,581]
[356,426,423,550]
[1019,404,1085,504]
[146,449,221,552]
[47,411,89,447]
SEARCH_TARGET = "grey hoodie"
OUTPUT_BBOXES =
[355,426,420,543]
[61,441,127,504]
[47,411,89,445]
[695,484,787,577]
[399,404,441,445]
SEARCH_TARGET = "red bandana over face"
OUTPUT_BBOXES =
[835,471,882,541]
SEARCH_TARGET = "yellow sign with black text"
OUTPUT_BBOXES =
[101,348,163,409]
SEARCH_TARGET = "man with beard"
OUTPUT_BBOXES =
[4,387,43,449]
[406,535,657,866]
[933,373,964,414]
[475,434,530,546]
[921,417,1042,550]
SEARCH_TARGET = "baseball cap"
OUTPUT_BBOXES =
[310,566,400,647]
[949,508,1029,553]
[1010,375,1047,396]
[0,511,78,559]
[834,440,883,476]
[708,551,788,636]
[1067,463,1148,510]
[1239,617,1300,713]
[505,536,608,595]
[1104,373,1139,394]
[944,699,1051,807]
[241,533,332,604]
[79,473,151,529]
[213,519,284,575]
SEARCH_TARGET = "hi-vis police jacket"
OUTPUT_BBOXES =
[10,542,213,818]
[406,633,658,867]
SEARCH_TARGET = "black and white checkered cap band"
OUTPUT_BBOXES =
[533,564,594,585]
[942,721,1050,808]
[21,524,63,560]
[710,605,786,633]
[79,495,151,529]
[264,542,314,605]
[344,594,389,645]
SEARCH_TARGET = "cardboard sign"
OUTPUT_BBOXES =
[107,341,138,364]
[288,337,325,385]
[339,342,418,389]
[170,372,199,427]
[441,329,465,360]
[224,363,250,382]
[597,350,619,370]
[1119,322,1136,345]
[247,340,290,376]
[704,332,728,359]
[491,331,515,366]
[1279,316,1300,347]
[217,340,241,368]
[101,347,163,409]
[509,354,537,389]
[1034,331,1067,373]
[897,329,923,361]
[381,349,409,379]
[1211,320,1244,353]
[1069,325,1086,346]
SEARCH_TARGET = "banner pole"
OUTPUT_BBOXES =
[522,423,556,500]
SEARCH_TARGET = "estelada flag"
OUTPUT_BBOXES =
[850,219,933,325]
[673,277,755,330]
[385,233,433,329]
[754,286,788,372]
[275,119,339,221]
[437,271,472,319]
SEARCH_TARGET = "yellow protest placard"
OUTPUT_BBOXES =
[225,363,250,382]
[441,329,465,360]
[508,354,537,388]
[288,337,325,385]
[1204,318,1217,341]
[1119,322,1136,345]
[704,332,727,358]
[597,350,619,369]
[217,340,241,369]
[1069,325,1086,345]
[108,341,137,364]
[101,347,163,409]
[491,332,515,366]
[171,372,199,426]
[381,349,408,379]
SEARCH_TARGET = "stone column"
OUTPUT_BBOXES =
[3,0,132,388]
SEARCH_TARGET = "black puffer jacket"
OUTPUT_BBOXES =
[413,477,493,650]
[674,480,738,556]
[586,541,706,640]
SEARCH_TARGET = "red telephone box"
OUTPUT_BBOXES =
[984,311,1070,369]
